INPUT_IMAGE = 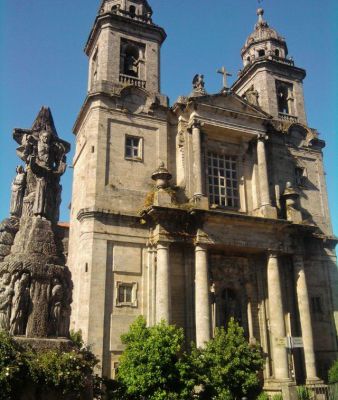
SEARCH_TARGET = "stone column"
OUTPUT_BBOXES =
[192,121,203,197]
[293,254,319,383]
[267,251,289,380]
[257,134,270,207]
[246,283,255,344]
[195,245,211,347]
[257,135,276,218]
[156,243,171,323]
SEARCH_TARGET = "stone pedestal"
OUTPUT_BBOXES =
[281,382,298,400]
[0,217,72,338]
[156,242,171,323]
[195,245,211,347]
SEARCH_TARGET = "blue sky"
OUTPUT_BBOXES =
[0,0,337,235]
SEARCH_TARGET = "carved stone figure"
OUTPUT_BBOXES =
[10,273,30,335]
[13,107,69,222]
[49,278,63,337]
[10,166,26,217]
[0,273,15,331]
[192,74,206,96]
[245,85,259,106]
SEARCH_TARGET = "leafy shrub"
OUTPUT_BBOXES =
[0,331,27,400]
[0,330,100,399]
[257,392,270,400]
[117,316,193,400]
[195,318,264,400]
[27,347,98,396]
[328,359,338,384]
[272,394,283,400]
[297,385,312,400]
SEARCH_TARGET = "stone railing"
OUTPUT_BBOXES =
[278,112,298,122]
[119,74,146,88]
[270,54,295,66]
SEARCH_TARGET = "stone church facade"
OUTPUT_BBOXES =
[68,0,338,390]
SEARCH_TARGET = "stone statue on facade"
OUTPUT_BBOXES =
[10,166,26,217]
[244,85,259,106]
[191,74,207,96]
[0,106,72,339]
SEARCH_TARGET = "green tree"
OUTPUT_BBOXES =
[196,318,264,400]
[116,316,194,400]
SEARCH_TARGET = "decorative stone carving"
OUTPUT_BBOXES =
[0,273,15,331]
[244,85,259,106]
[10,166,26,217]
[151,162,172,189]
[190,74,207,97]
[0,107,72,339]
[281,181,302,223]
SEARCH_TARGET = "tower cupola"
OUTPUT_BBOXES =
[99,0,153,22]
[232,8,307,125]
[242,8,288,67]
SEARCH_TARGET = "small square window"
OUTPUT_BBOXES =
[116,282,138,307]
[125,136,143,161]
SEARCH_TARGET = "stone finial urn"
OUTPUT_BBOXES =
[281,182,302,223]
[151,162,172,189]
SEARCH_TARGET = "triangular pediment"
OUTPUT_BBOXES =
[190,92,271,119]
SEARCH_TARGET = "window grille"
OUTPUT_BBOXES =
[207,152,239,208]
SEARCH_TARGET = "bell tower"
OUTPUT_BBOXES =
[232,9,307,125]
[69,0,169,370]
[87,0,166,94]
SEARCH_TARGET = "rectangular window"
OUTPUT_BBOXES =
[125,136,142,161]
[116,282,138,307]
[207,152,239,209]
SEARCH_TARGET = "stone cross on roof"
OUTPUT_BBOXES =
[217,66,232,90]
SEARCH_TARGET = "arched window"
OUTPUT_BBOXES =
[129,5,136,18]
[246,56,250,62]
[277,85,289,114]
[123,43,139,77]
[111,5,118,13]
[275,49,280,57]
[258,49,265,57]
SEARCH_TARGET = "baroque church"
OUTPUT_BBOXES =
[67,0,338,391]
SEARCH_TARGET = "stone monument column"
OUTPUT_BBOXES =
[192,120,203,197]
[267,251,289,380]
[195,244,211,347]
[156,242,171,323]
[293,254,319,383]
[257,134,276,218]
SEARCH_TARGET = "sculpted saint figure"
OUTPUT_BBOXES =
[10,273,30,335]
[10,166,26,217]
[32,131,52,219]
[0,273,15,332]
[245,85,259,106]
[50,278,63,336]
[193,74,205,91]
